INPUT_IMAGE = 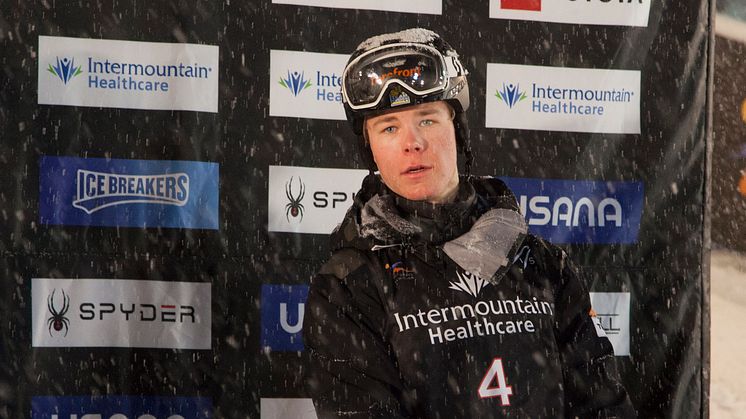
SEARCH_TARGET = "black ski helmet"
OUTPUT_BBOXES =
[341,28,472,173]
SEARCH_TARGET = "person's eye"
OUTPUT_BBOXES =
[420,119,434,126]
[383,126,397,134]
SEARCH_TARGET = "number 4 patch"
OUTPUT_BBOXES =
[478,358,513,405]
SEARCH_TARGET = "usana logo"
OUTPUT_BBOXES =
[285,176,306,222]
[47,56,82,84]
[46,289,71,337]
[496,83,527,109]
[279,70,312,96]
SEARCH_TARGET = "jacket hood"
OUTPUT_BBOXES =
[330,174,524,252]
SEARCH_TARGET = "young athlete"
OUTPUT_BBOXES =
[304,28,635,418]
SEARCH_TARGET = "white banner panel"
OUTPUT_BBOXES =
[269,50,348,121]
[32,278,211,349]
[489,0,650,27]
[272,0,441,14]
[485,64,641,134]
[261,398,318,419]
[267,165,368,234]
[590,292,631,356]
[38,36,219,112]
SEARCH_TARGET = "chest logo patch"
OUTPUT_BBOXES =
[449,270,490,298]
[386,261,416,281]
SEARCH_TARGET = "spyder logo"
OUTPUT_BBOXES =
[285,176,306,222]
[47,289,70,337]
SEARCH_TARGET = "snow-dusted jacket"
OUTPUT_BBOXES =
[304,175,635,419]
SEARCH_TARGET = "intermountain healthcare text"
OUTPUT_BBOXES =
[531,83,635,116]
[394,296,555,345]
[87,57,212,92]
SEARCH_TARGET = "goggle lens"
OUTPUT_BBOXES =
[343,45,447,109]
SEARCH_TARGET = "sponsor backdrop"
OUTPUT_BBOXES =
[0,1,711,418]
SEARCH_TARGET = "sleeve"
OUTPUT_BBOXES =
[553,251,637,419]
[303,249,409,419]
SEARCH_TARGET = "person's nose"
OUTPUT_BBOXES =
[401,125,426,153]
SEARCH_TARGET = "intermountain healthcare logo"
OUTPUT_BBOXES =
[38,36,219,112]
[267,165,368,234]
[486,64,641,134]
[589,292,631,356]
[261,284,309,351]
[32,278,211,349]
[32,396,212,419]
[39,156,218,229]
[495,83,527,108]
[449,271,490,298]
[280,70,312,96]
[261,398,318,419]
[490,0,651,27]
[499,177,644,244]
[271,0,441,14]
[48,56,82,84]
[269,50,348,120]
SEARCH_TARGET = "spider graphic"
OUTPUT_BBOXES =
[285,176,306,222]
[47,289,70,337]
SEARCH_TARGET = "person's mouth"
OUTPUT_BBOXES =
[402,165,432,175]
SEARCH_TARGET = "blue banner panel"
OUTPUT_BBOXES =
[261,284,309,352]
[39,156,219,229]
[31,395,212,419]
[499,177,644,244]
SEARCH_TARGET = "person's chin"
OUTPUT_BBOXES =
[397,187,431,202]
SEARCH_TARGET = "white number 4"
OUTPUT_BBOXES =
[478,358,513,405]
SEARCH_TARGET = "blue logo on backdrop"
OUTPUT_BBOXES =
[31,395,212,419]
[279,70,312,96]
[261,284,309,352]
[47,56,83,84]
[495,83,527,108]
[499,177,644,244]
[39,156,219,229]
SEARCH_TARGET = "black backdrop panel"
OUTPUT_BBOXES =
[0,1,712,418]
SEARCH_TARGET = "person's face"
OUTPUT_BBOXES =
[366,101,459,204]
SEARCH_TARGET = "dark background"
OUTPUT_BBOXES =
[0,1,712,418]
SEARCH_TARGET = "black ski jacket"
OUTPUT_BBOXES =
[304,175,635,418]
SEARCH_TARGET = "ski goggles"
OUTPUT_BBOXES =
[342,43,466,111]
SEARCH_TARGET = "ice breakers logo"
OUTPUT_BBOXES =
[74,170,189,214]
[32,395,212,419]
[500,177,644,244]
[486,64,641,134]
[280,70,312,96]
[38,36,219,112]
[449,270,490,298]
[47,56,82,84]
[40,156,218,229]
[491,0,650,27]
[270,50,348,120]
